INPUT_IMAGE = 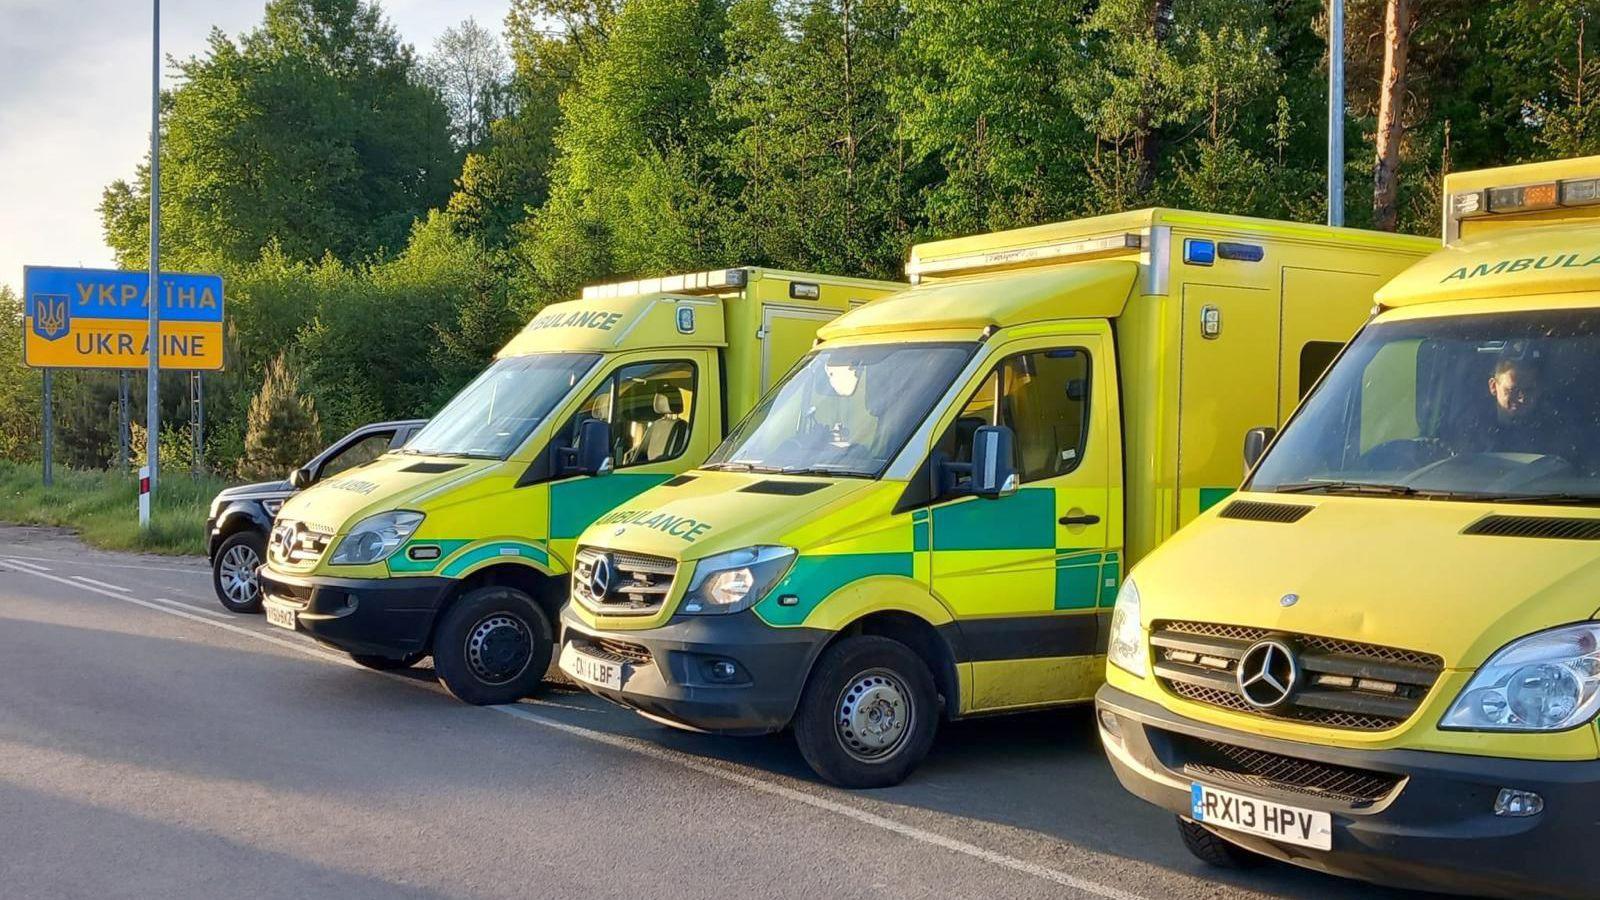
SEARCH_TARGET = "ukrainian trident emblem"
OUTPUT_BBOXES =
[31,293,69,341]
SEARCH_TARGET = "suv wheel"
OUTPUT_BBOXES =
[213,532,267,613]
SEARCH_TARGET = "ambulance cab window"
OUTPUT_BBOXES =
[936,348,1091,489]
[560,360,698,469]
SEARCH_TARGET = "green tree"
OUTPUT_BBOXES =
[423,17,512,150]
[514,0,733,304]
[715,0,914,278]
[446,1,617,244]
[99,0,456,270]
[894,0,1092,235]
[243,352,323,478]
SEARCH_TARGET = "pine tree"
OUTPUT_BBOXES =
[243,353,323,479]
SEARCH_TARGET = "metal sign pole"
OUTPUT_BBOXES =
[41,369,54,487]
[119,370,131,469]
[190,371,203,475]
[1327,0,1346,227]
[144,0,161,525]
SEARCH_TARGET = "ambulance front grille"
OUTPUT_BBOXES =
[1174,735,1403,806]
[268,519,334,566]
[572,546,677,616]
[1153,621,1443,732]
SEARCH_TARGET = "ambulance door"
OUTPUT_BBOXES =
[546,351,715,563]
[927,330,1117,712]
[1176,283,1278,525]
[1278,268,1385,418]
[760,305,837,391]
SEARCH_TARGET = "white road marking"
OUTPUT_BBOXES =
[72,575,131,593]
[0,557,51,573]
[3,553,206,574]
[148,596,233,620]
[0,563,353,666]
[1,560,1152,900]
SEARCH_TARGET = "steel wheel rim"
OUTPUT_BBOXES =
[465,613,533,685]
[834,667,914,763]
[219,543,261,604]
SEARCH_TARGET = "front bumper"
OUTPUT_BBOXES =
[560,606,830,735]
[259,567,454,657]
[1095,684,1600,899]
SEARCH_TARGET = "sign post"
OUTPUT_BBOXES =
[41,369,54,487]
[138,465,151,528]
[148,0,162,499]
[1327,0,1346,227]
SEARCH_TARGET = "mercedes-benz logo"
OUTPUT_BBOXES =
[589,554,614,600]
[1236,639,1300,710]
[1280,593,1300,608]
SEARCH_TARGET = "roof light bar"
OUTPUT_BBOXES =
[1451,176,1600,222]
[581,267,750,300]
[907,233,1143,279]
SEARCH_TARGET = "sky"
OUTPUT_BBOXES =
[0,0,513,294]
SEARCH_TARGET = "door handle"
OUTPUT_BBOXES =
[1059,513,1100,526]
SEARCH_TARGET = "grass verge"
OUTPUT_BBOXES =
[0,461,234,556]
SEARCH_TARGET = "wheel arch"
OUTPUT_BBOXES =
[817,609,962,722]
[427,560,565,650]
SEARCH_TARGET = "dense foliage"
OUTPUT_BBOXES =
[7,0,1596,479]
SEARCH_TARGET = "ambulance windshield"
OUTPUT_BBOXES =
[705,342,976,478]
[1250,307,1600,503]
[406,353,601,459]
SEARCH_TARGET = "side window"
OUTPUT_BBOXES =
[1298,341,1343,399]
[555,360,698,469]
[933,347,1091,494]
[321,433,392,479]
[1358,338,1421,453]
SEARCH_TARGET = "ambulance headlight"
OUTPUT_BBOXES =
[1442,623,1600,732]
[680,546,796,615]
[331,511,424,565]
[1107,578,1147,678]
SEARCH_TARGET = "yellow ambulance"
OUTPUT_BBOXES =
[1096,156,1600,897]
[558,210,1432,787]
[259,267,898,704]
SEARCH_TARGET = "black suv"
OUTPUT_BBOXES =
[206,420,426,613]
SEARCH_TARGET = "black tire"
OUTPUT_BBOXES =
[1177,817,1266,869]
[792,635,939,789]
[212,531,267,613]
[350,652,427,671]
[431,585,552,705]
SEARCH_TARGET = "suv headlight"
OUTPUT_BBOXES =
[1441,622,1600,732]
[680,546,796,615]
[330,511,424,565]
[1107,578,1147,678]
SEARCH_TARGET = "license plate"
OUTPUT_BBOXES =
[559,642,623,690]
[263,601,297,631]
[1191,782,1332,851]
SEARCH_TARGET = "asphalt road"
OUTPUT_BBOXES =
[0,524,1446,900]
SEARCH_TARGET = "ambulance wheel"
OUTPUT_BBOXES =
[349,652,426,671]
[793,636,938,789]
[1177,817,1265,869]
[213,531,267,613]
[432,586,552,706]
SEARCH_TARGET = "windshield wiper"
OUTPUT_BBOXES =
[778,465,872,479]
[1464,492,1600,506]
[704,461,786,474]
[1271,480,1427,497]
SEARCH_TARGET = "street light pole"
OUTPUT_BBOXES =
[145,0,161,521]
[1328,0,1346,227]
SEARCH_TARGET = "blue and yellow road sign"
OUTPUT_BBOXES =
[22,266,225,370]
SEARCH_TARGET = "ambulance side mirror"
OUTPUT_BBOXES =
[970,425,1018,500]
[289,467,313,490]
[1243,426,1276,471]
[570,418,614,477]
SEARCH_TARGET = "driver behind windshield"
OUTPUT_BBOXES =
[1467,355,1579,460]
